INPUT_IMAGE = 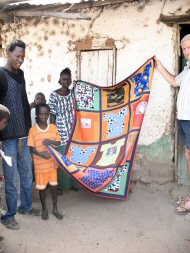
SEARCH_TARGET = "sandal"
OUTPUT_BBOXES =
[176,205,190,215]
[175,194,190,206]
[175,196,185,206]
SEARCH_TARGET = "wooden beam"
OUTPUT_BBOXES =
[53,0,139,11]
[0,0,26,3]
[0,10,91,20]
[75,0,139,7]
[0,1,139,13]
[159,14,190,24]
[0,0,27,9]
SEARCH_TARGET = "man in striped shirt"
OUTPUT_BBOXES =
[154,34,190,214]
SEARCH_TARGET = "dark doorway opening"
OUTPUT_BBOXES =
[179,24,190,70]
[180,24,189,39]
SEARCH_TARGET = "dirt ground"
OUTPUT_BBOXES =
[0,182,190,253]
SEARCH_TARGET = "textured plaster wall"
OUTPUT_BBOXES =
[1,0,189,183]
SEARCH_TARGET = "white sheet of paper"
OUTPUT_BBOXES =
[0,150,12,166]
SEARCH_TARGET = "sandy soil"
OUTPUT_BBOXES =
[0,183,190,253]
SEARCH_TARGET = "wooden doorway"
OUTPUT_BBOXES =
[77,48,116,87]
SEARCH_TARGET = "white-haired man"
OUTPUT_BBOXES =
[154,34,190,214]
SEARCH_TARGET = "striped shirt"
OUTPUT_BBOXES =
[49,91,74,145]
[176,61,190,120]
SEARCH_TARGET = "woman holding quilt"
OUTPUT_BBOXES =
[49,68,77,194]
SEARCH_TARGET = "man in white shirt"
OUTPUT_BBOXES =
[154,34,190,214]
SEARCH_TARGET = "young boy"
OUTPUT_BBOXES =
[30,92,46,125]
[0,104,10,247]
[28,103,63,220]
[0,104,10,166]
[0,104,10,164]
[30,92,47,182]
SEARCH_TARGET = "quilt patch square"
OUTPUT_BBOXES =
[130,94,149,129]
[75,81,100,111]
[102,84,130,110]
[78,167,117,192]
[92,137,126,167]
[101,163,129,195]
[72,111,100,143]
[66,143,98,167]
[121,131,139,164]
[102,106,130,141]
[129,61,153,101]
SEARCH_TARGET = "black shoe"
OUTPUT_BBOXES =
[17,208,41,216]
[2,220,20,230]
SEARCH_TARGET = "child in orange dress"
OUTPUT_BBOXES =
[28,103,63,220]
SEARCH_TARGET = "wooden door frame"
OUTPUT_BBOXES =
[76,47,117,85]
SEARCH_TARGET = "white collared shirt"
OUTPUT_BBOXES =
[176,61,190,120]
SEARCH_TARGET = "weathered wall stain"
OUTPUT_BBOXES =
[52,18,59,25]
[44,35,48,41]
[47,74,51,83]
[75,37,93,50]
[32,17,41,26]
[49,30,56,36]
[105,38,115,48]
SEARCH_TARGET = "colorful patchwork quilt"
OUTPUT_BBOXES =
[47,57,155,199]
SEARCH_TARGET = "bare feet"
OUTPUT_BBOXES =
[176,199,190,215]
[41,209,49,220]
[175,195,190,206]
[52,209,64,220]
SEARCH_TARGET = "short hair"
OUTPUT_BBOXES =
[60,68,71,77]
[181,34,190,45]
[35,103,50,116]
[35,92,45,100]
[6,40,26,52]
[0,104,10,120]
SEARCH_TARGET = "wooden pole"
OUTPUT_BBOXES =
[160,14,190,24]
[0,10,91,20]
